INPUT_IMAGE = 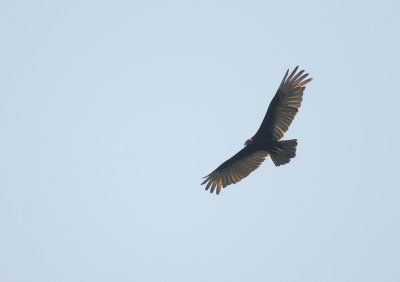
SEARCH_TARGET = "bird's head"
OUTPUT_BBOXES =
[244,138,253,146]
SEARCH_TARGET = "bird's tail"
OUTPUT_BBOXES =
[269,139,297,166]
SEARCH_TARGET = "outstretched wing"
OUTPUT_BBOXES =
[202,147,268,194]
[255,66,312,141]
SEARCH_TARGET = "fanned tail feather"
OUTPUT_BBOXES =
[270,139,297,166]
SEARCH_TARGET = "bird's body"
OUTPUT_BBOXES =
[202,66,312,194]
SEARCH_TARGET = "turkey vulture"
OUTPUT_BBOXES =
[202,66,312,194]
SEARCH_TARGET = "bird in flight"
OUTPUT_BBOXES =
[202,66,312,194]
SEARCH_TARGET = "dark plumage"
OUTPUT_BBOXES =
[202,66,312,194]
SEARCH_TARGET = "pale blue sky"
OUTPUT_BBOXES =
[1,1,399,281]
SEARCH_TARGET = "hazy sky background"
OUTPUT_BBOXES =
[1,0,399,281]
